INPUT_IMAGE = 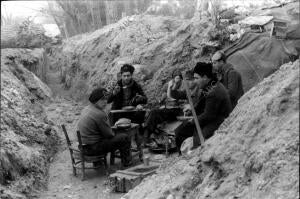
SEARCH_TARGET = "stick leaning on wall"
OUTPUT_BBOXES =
[182,77,205,145]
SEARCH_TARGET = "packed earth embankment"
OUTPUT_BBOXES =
[49,14,227,103]
[49,2,300,104]
[123,60,299,199]
[0,49,58,199]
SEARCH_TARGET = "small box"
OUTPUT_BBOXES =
[109,164,159,192]
[109,172,142,193]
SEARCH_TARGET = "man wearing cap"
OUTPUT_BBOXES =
[211,51,244,108]
[170,62,232,153]
[77,87,132,166]
[107,64,147,110]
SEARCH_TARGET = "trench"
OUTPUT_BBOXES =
[33,54,125,199]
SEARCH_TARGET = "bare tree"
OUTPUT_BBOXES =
[42,0,154,38]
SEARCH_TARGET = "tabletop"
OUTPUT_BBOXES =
[111,123,139,130]
[109,109,147,114]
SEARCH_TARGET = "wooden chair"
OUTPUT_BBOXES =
[61,124,108,181]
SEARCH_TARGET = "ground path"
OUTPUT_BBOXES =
[39,66,175,199]
[38,68,124,199]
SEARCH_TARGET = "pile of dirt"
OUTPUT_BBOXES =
[49,14,225,103]
[0,49,58,198]
[123,59,299,199]
[50,2,299,104]
[0,48,49,83]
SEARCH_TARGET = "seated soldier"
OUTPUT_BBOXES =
[107,64,147,124]
[166,69,185,101]
[77,87,132,166]
[170,62,232,154]
[144,69,193,146]
[211,51,244,108]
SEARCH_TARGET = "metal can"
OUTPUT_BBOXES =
[143,155,150,166]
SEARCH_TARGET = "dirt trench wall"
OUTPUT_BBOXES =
[1,48,50,84]
[49,15,224,103]
[0,49,58,198]
[50,3,299,103]
[124,60,299,199]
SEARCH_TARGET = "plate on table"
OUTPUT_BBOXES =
[115,123,131,129]
[176,116,193,121]
[122,106,135,111]
[159,105,180,109]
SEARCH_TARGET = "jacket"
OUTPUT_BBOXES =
[170,81,232,127]
[107,79,147,110]
[220,63,244,108]
[77,105,114,145]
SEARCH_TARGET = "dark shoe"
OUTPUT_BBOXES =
[93,161,102,169]
[123,160,133,167]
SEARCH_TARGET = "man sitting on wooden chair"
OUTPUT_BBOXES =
[77,87,132,167]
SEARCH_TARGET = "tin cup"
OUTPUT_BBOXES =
[143,155,150,166]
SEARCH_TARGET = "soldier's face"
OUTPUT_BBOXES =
[193,73,209,88]
[211,52,224,72]
[95,99,107,110]
[121,72,133,85]
[212,60,223,73]
[174,76,182,83]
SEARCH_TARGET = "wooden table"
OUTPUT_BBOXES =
[111,123,143,163]
[109,109,147,125]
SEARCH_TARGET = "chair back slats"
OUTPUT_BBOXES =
[61,124,71,146]
[61,124,108,180]
[76,131,83,147]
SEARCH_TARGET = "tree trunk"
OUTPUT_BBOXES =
[86,0,95,31]
[99,1,107,26]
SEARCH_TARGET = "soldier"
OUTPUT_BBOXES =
[107,64,147,110]
[77,87,132,166]
[171,62,232,153]
[211,51,244,108]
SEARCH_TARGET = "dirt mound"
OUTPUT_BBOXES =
[0,49,58,198]
[2,48,51,83]
[50,2,299,103]
[123,60,299,199]
[50,15,224,103]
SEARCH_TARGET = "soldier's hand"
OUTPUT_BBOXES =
[183,104,191,113]
[187,118,194,124]
[113,85,121,96]
[136,104,143,110]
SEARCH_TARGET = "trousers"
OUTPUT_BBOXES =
[175,118,224,152]
[83,133,132,165]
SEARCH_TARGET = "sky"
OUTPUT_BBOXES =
[1,0,289,37]
[1,1,60,36]
[1,1,48,22]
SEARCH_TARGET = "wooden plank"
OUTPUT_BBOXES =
[182,78,205,145]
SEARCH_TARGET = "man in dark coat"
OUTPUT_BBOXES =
[170,62,232,153]
[77,87,132,166]
[211,51,244,108]
[107,64,147,110]
[107,64,147,125]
